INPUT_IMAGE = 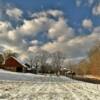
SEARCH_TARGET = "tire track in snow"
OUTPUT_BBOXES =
[33,83,47,93]
[13,83,38,99]
[46,82,58,100]
[63,83,97,100]
[37,82,66,100]
[59,83,80,100]
[34,82,53,100]
[69,83,100,100]
[49,82,65,100]
[72,82,100,95]
[55,82,73,100]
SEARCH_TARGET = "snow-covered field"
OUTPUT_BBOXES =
[0,69,100,100]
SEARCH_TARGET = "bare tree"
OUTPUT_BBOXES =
[25,56,35,73]
[32,55,40,74]
[51,51,65,76]
[0,54,4,65]
[26,50,50,74]
[66,61,77,78]
[67,61,73,72]
[37,50,50,73]
[25,57,33,68]
[3,49,18,60]
[38,50,49,66]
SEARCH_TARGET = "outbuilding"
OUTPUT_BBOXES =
[2,56,25,72]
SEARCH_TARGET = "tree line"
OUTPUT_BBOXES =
[25,50,65,76]
[0,49,18,65]
[0,41,99,76]
[0,49,65,76]
[74,41,100,76]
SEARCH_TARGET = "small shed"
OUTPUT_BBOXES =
[60,68,70,75]
[3,56,25,72]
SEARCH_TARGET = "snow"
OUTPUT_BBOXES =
[0,81,100,100]
[0,69,75,82]
[0,69,100,100]
[84,75,100,80]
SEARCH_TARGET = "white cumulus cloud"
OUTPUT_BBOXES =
[82,19,93,29]
[6,8,23,20]
[92,3,100,16]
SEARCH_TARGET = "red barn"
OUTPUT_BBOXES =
[2,56,25,72]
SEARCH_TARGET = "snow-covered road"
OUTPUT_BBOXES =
[0,69,100,100]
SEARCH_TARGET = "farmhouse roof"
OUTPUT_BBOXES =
[4,56,26,68]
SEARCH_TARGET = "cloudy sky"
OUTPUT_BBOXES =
[0,0,100,63]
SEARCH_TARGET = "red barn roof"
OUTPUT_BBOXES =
[4,56,24,68]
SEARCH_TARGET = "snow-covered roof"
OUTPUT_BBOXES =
[5,56,27,68]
